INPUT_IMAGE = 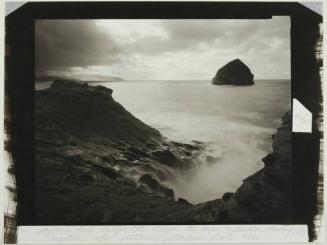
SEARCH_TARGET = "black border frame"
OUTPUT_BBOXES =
[5,1,323,242]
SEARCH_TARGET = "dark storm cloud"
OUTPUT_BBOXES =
[35,20,121,76]
[36,18,290,79]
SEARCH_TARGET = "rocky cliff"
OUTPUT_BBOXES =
[35,80,203,224]
[35,80,291,224]
[212,59,254,85]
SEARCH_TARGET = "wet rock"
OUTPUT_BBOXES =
[139,174,175,199]
[139,174,160,190]
[122,151,138,161]
[101,155,115,164]
[150,149,179,166]
[162,188,175,200]
[95,165,121,179]
[126,146,147,158]
[115,158,131,166]
[141,164,168,181]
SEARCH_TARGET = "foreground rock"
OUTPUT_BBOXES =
[35,80,290,224]
[35,80,203,224]
[212,59,254,85]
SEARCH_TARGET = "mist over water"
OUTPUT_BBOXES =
[91,80,289,204]
[37,80,290,204]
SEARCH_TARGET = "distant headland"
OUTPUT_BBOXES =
[36,75,124,83]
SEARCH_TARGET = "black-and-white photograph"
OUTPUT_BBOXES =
[34,18,292,224]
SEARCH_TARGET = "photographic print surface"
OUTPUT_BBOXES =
[34,18,291,224]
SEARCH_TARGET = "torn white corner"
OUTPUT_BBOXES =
[292,99,312,133]
[5,2,27,16]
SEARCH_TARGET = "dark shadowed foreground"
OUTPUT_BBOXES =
[35,80,291,224]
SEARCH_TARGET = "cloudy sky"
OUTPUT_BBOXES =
[35,18,290,80]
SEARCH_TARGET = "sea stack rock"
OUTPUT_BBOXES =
[212,59,254,85]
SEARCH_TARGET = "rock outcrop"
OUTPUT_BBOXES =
[212,59,254,85]
[35,80,203,224]
[138,174,175,199]
[35,80,291,224]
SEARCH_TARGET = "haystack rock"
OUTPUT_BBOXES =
[212,59,254,86]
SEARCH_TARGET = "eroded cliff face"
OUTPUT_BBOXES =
[212,59,254,86]
[35,80,203,224]
[35,80,291,224]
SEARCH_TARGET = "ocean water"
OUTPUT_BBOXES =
[36,80,291,204]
